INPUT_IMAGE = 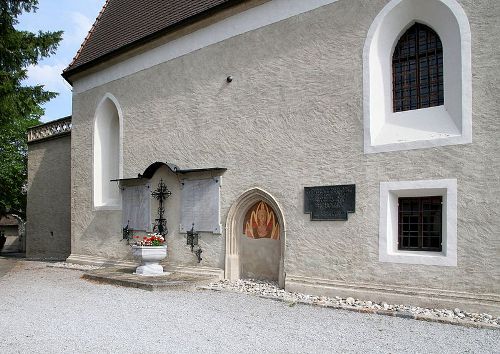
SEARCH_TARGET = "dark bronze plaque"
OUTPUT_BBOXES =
[304,184,355,221]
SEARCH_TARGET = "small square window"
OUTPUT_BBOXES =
[379,179,457,266]
[398,196,442,252]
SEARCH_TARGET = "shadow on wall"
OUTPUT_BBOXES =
[26,136,71,260]
[78,208,128,260]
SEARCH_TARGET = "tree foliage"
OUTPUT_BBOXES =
[0,0,62,218]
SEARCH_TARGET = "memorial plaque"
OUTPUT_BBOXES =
[304,184,355,221]
[122,183,151,231]
[180,178,222,234]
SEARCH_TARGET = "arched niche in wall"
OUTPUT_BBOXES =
[93,93,123,209]
[225,188,286,288]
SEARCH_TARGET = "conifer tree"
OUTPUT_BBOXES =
[0,0,62,217]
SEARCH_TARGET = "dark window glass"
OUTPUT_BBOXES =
[393,23,444,112]
[398,196,442,252]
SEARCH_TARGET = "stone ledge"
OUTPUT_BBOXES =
[66,254,136,268]
[285,274,500,316]
[82,267,219,291]
[66,254,225,279]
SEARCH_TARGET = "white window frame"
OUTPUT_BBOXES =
[363,0,472,154]
[379,179,457,266]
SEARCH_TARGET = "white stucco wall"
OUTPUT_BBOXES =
[69,0,499,312]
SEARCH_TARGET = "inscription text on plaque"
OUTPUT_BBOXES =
[304,184,355,221]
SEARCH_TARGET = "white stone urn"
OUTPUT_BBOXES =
[131,245,167,275]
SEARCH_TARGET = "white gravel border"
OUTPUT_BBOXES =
[45,262,500,330]
[204,279,499,330]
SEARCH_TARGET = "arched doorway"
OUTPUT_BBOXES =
[225,188,286,287]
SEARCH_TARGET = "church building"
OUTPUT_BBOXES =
[26,0,499,315]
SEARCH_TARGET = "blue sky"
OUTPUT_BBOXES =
[18,0,106,122]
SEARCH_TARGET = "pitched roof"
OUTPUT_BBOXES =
[63,0,241,82]
[0,215,19,227]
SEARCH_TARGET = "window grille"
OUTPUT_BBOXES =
[398,196,442,252]
[393,23,444,112]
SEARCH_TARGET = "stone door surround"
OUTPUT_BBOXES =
[225,188,286,287]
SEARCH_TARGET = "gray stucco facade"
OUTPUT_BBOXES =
[27,132,71,260]
[34,0,499,313]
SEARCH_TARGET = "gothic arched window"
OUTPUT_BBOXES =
[94,95,121,208]
[393,23,444,112]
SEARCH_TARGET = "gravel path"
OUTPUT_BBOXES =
[0,260,498,354]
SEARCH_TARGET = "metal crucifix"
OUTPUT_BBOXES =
[151,178,172,236]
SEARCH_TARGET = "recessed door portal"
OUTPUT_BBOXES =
[225,188,285,287]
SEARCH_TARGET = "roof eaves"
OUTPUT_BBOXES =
[62,0,245,86]
[63,0,110,79]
